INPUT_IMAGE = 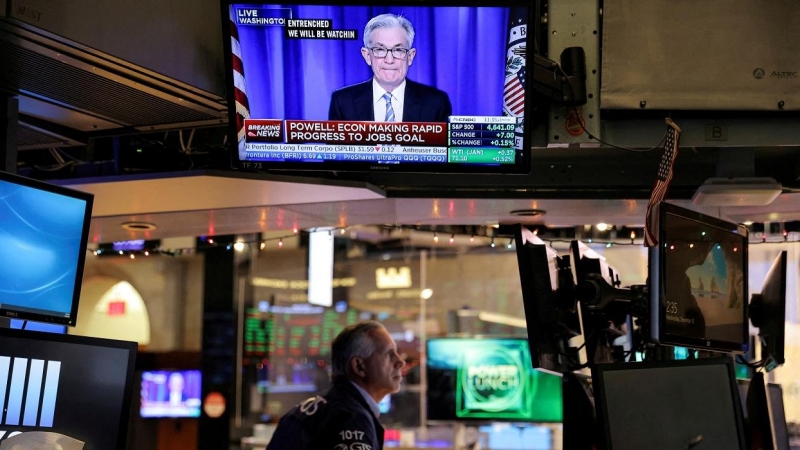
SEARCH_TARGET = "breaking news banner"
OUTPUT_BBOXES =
[246,120,447,145]
[242,116,517,164]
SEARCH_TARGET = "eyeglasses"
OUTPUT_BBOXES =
[368,47,411,59]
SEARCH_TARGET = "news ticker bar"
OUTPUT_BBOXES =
[243,144,516,164]
[244,117,518,148]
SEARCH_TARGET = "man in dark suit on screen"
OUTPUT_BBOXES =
[328,13,452,122]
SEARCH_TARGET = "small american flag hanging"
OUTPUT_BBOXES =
[643,118,682,247]
[230,6,251,159]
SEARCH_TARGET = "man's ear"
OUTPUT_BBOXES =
[361,47,372,66]
[349,357,366,378]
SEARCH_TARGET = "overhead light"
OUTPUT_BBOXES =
[510,209,546,217]
[121,221,156,231]
[692,177,782,206]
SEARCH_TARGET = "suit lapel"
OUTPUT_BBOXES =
[354,82,373,121]
[403,81,421,122]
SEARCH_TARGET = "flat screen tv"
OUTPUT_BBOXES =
[749,250,787,371]
[648,202,749,353]
[0,327,137,449]
[221,1,535,173]
[514,226,583,374]
[0,170,93,326]
[140,370,203,418]
[426,337,562,423]
[592,357,747,450]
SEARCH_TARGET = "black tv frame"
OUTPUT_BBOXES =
[593,357,747,450]
[648,202,749,353]
[219,0,536,174]
[0,170,93,327]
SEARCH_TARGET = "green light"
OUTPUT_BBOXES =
[606,242,612,248]
[136,148,143,153]
[701,231,706,236]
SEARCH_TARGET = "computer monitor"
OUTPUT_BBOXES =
[749,251,787,371]
[570,240,617,286]
[514,226,582,374]
[0,327,137,449]
[648,202,749,353]
[767,382,790,450]
[9,319,66,334]
[221,1,535,173]
[0,170,93,326]
[426,337,562,423]
[593,357,747,450]
[569,240,634,364]
[744,371,790,450]
[140,370,202,418]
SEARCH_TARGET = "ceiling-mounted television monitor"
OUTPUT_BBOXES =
[0,171,93,326]
[221,1,534,173]
[749,250,787,371]
[140,370,203,418]
[426,337,562,423]
[648,202,749,353]
[0,327,137,449]
[593,357,747,450]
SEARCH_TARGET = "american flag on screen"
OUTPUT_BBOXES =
[503,9,528,150]
[230,6,251,159]
[504,69,525,115]
[643,118,682,247]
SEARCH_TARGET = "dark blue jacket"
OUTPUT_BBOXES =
[266,380,384,450]
[328,79,452,123]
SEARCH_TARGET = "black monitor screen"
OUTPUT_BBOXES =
[221,1,534,173]
[593,358,746,450]
[0,171,93,326]
[649,202,748,353]
[0,328,137,449]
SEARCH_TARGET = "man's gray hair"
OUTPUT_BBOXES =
[363,13,415,48]
[331,320,386,379]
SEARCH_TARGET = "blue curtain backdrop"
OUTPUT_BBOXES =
[234,4,510,120]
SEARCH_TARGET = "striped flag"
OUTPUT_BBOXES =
[230,6,251,159]
[504,70,525,115]
[503,9,527,150]
[643,118,682,247]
